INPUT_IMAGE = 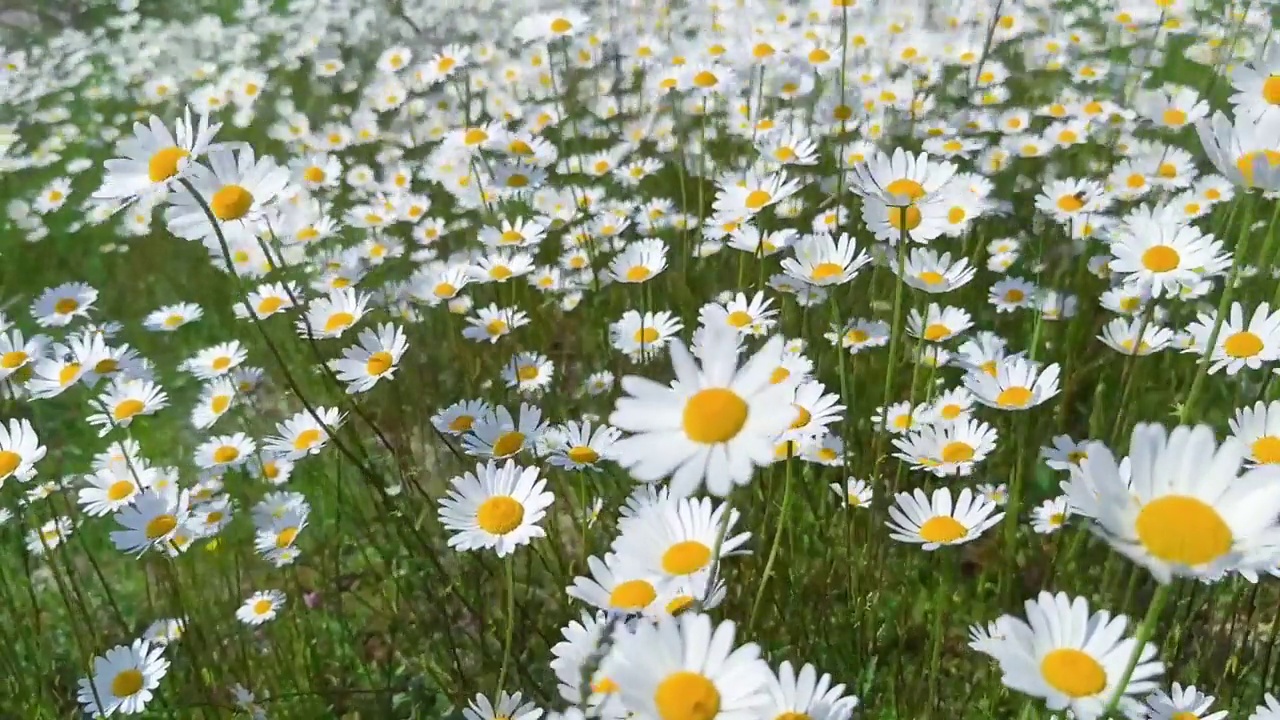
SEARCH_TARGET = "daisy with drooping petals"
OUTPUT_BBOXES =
[886,486,1004,550]
[974,591,1162,720]
[609,326,795,498]
[1196,111,1280,190]
[110,489,191,555]
[847,147,957,205]
[567,553,670,616]
[893,418,999,478]
[780,232,872,287]
[438,459,553,557]
[613,495,749,581]
[144,302,203,332]
[897,248,976,293]
[86,377,169,436]
[298,287,369,340]
[76,639,169,718]
[611,612,772,720]
[908,304,973,343]
[1085,423,1280,583]
[546,420,619,471]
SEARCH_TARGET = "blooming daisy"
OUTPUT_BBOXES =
[143,302,203,332]
[110,489,191,555]
[546,420,620,471]
[964,357,1061,411]
[32,282,97,327]
[1032,496,1072,534]
[328,323,407,394]
[831,478,874,508]
[165,146,290,242]
[263,407,345,461]
[780,232,872,287]
[236,590,286,625]
[95,108,219,202]
[609,327,795,498]
[886,486,1004,550]
[76,640,169,718]
[0,418,45,485]
[438,460,553,557]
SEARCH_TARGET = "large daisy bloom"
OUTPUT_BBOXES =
[886,486,1003,550]
[1195,110,1280,190]
[165,146,290,242]
[437,459,554,557]
[95,107,220,202]
[76,639,169,718]
[974,591,1162,720]
[609,327,795,498]
[611,612,772,720]
[1085,423,1280,583]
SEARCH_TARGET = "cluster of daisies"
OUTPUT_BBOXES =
[5,0,1280,716]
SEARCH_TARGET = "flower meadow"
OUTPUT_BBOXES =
[7,0,1280,717]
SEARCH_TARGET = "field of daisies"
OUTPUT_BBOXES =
[9,0,1280,717]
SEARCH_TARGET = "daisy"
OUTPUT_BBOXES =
[27,517,75,555]
[298,287,370,340]
[612,495,749,581]
[327,323,408,394]
[95,108,219,202]
[831,478,874,508]
[503,351,554,393]
[610,327,795,498]
[847,147,957,205]
[964,357,1061,411]
[236,282,298,319]
[144,302,203,332]
[110,489,192,555]
[1085,423,1280,583]
[236,590,286,625]
[713,170,802,217]
[462,692,542,720]
[433,399,492,437]
[0,329,43,381]
[462,304,530,344]
[611,612,772,720]
[698,292,778,336]
[191,378,236,430]
[907,304,973,343]
[76,639,169,718]
[165,146,290,242]
[1042,435,1093,472]
[462,403,547,460]
[1032,496,1072,534]
[930,387,975,423]
[472,251,536,284]
[989,277,1038,313]
[438,459,553,557]
[263,407,345,461]
[760,661,860,720]
[78,461,155,517]
[567,553,670,616]
[1144,683,1227,720]
[1109,218,1227,298]
[1098,317,1174,356]
[195,433,255,470]
[546,420,619,471]
[886,486,1004,550]
[1196,111,1280,190]
[1230,400,1280,466]
[1184,301,1280,375]
[86,377,169,436]
[181,341,247,380]
[897,248,976,293]
[894,418,999,477]
[610,239,668,284]
[0,418,45,485]
[611,310,684,360]
[975,591,1161,720]
[1229,45,1280,121]
[32,282,97,327]
[826,318,890,354]
[780,232,872,287]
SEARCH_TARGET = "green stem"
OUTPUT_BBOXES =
[749,454,794,630]
[496,555,516,695]
[1100,583,1172,718]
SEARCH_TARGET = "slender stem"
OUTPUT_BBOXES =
[1100,583,1171,718]
[748,453,794,630]
[496,555,516,695]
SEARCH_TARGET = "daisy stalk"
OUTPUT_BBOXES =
[1099,583,1172,719]
[748,448,794,632]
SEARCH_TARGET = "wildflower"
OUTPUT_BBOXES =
[886,487,1003,550]
[438,460,553,557]
[76,640,169,718]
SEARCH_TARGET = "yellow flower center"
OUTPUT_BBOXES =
[1057,195,1085,212]
[106,480,135,501]
[303,166,326,183]
[654,671,720,720]
[888,206,922,230]
[0,450,23,478]
[366,351,394,376]
[148,146,190,182]
[626,266,652,282]
[808,48,831,64]
[1,351,27,369]
[492,431,525,457]
[111,669,144,698]
[1264,75,1280,104]
[996,386,1033,408]
[682,388,748,444]
[885,178,925,201]
[918,515,967,543]
[550,17,573,33]
[567,446,598,464]
[811,262,844,281]
[276,526,299,548]
[213,445,240,464]
[253,599,273,615]
[210,184,254,221]
[941,441,974,463]
[791,405,812,429]
[113,399,145,421]
[923,323,951,341]
[608,579,656,609]
[744,189,772,209]
[145,513,178,540]
[635,327,660,344]
[1135,495,1233,565]
[1252,436,1280,464]
[324,312,355,333]
[54,298,79,314]
[448,415,474,433]
[692,70,719,88]
[1040,648,1106,698]
[58,363,82,386]
[1235,149,1280,186]
[293,428,323,451]
[726,310,753,328]
[1224,331,1264,358]
[486,320,508,336]
[661,540,712,575]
